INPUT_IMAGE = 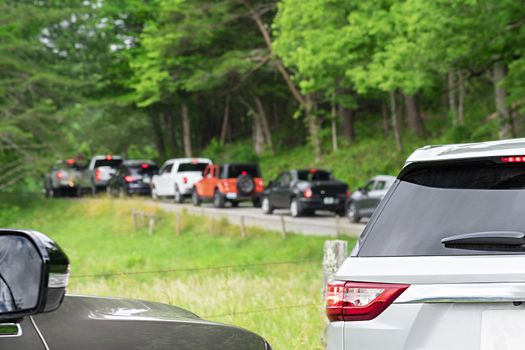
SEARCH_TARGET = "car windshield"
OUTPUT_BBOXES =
[297,170,332,181]
[223,164,260,178]
[358,163,525,257]
[178,163,208,172]
[94,159,122,168]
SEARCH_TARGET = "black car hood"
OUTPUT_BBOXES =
[33,295,269,350]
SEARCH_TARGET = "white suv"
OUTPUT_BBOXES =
[151,158,212,203]
[327,138,525,350]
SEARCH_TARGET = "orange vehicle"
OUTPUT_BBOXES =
[192,163,264,208]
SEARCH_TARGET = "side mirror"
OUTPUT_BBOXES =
[0,230,69,322]
[268,180,274,188]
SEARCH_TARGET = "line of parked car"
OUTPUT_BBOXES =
[44,155,396,222]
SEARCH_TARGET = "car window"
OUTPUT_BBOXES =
[222,164,260,178]
[363,180,375,192]
[375,181,386,190]
[280,173,291,187]
[358,163,525,257]
[177,162,208,172]
[129,165,158,176]
[160,164,172,175]
[94,159,123,168]
[297,170,332,181]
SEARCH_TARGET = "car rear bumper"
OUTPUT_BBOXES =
[223,192,263,201]
[127,184,151,195]
[299,198,345,212]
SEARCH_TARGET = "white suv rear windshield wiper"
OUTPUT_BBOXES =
[441,231,525,251]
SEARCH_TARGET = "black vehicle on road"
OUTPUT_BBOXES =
[0,229,273,350]
[107,160,158,197]
[262,169,348,217]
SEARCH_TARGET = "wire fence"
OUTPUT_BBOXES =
[70,258,322,279]
[203,302,322,318]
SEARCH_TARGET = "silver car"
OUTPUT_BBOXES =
[346,175,395,223]
[327,138,525,350]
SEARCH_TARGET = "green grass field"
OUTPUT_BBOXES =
[0,194,355,350]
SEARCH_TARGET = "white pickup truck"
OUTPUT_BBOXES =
[151,158,212,203]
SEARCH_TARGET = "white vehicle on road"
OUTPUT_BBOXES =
[151,158,212,203]
[327,138,525,350]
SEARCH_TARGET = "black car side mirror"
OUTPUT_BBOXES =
[0,230,69,322]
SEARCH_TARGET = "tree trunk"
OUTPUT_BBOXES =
[252,110,265,155]
[220,95,231,145]
[239,0,306,109]
[457,71,465,126]
[390,91,403,151]
[448,71,458,125]
[306,94,322,161]
[493,62,514,139]
[253,96,274,154]
[331,97,338,151]
[149,113,166,159]
[181,103,192,157]
[382,101,389,136]
[404,94,426,137]
[339,105,355,142]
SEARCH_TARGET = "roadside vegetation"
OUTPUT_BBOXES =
[1,1,523,191]
[0,194,355,349]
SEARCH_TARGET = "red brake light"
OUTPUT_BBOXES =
[326,281,409,322]
[310,168,318,173]
[346,190,352,197]
[183,176,188,184]
[66,159,75,165]
[501,156,525,163]
[124,175,134,183]
[95,169,101,181]
[191,159,198,164]
[141,163,149,169]
[56,171,64,179]
[106,155,113,160]
[241,170,248,176]
[304,188,313,198]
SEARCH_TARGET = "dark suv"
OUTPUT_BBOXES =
[262,169,348,217]
[107,160,158,197]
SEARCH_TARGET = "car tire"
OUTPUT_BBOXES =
[174,186,184,204]
[290,198,304,217]
[347,202,361,223]
[192,188,202,206]
[252,197,262,208]
[261,197,273,214]
[213,190,225,208]
[230,200,239,208]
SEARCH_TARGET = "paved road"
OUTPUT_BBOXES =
[148,199,366,237]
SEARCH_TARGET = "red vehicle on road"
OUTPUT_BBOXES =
[192,163,264,208]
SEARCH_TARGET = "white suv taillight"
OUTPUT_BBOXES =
[326,281,409,321]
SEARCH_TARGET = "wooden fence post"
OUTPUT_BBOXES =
[280,215,287,237]
[132,210,138,231]
[240,216,246,239]
[175,211,181,235]
[322,240,348,296]
[147,214,155,235]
